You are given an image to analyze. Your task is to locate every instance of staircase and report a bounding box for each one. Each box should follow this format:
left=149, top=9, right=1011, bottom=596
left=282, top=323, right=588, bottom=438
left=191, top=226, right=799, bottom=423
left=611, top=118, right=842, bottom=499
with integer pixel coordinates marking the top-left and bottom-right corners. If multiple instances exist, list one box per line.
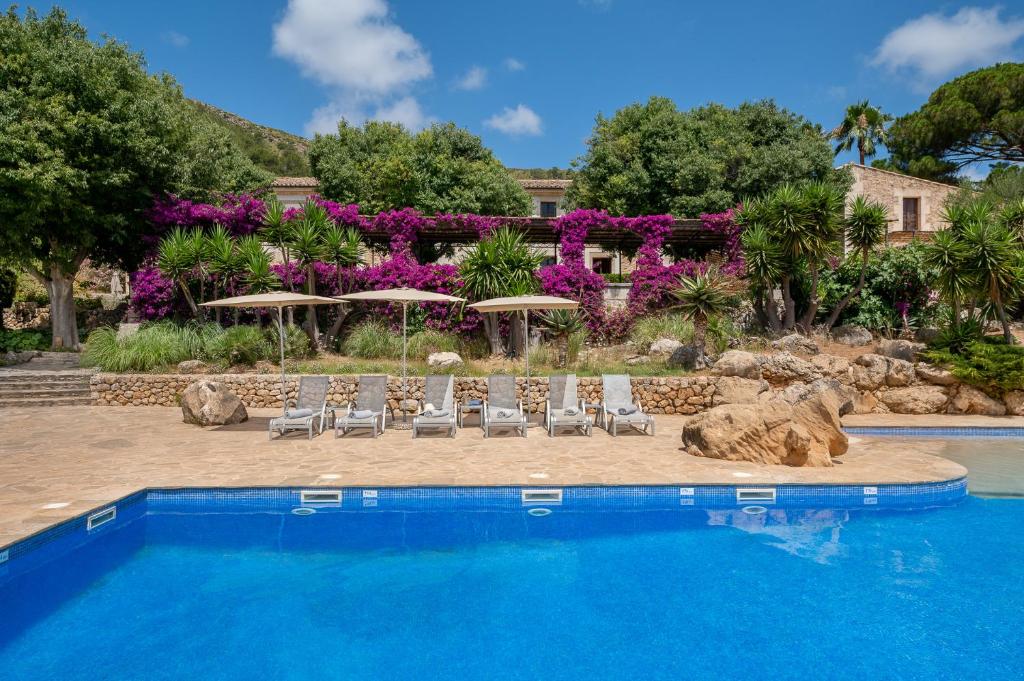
left=0, top=353, right=94, bottom=408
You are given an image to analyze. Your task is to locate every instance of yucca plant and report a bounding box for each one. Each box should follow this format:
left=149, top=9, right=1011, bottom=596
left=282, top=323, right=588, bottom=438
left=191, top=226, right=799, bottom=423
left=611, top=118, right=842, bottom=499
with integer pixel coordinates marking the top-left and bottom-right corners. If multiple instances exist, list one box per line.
left=738, top=222, right=785, bottom=333
left=824, top=196, right=889, bottom=330
left=204, top=224, right=238, bottom=324
left=321, top=223, right=363, bottom=344
left=290, top=200, right=328, bottom=344
left=157, top=227, right=204, bottom=317
left=924, top=229, right=974, bottom=326
left=260, top=196, right=294, bottom=323
left=672, top=269, right=733, bottom=368
left=536, top=308, right=586, bottom=368
left=238, top=235, right=277, bottom=295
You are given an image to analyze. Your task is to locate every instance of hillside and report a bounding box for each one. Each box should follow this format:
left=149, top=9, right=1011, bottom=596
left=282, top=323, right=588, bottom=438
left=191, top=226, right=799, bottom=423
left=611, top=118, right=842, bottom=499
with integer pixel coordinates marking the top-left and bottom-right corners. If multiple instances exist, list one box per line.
left=191, top=101, right=311, bottom=177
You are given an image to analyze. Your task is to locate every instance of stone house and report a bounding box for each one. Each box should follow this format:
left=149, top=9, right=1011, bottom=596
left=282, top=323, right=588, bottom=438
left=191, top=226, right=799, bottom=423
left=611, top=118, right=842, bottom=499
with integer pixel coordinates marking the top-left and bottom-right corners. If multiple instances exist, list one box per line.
left=844, top=164, right=962, bottom=244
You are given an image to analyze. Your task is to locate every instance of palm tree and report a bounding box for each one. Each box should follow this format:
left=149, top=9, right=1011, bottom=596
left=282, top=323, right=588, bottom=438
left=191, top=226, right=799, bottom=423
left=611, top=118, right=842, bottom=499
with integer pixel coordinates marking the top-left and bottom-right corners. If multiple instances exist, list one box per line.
left=924, top=228, right=974, bottom=327
left=157, top=227, right=204, bottom=317
left=672, top=269, right=732, bottom=368
left=289, top=200, right=327, bottom=344
left=824, top=196, right=889, bottom=330
left=205, top=224, right=238, bottom=325
left=260, top=196, right=294, bottom=323
left=238, top=235, right=277, bottom=294
left=459, top=228, right=543, bottom=355
left=797, top=181, right=845, bottom=332
left=738, top=220, right=785, bottom=333
left=829, top=100, right=892, bottom=165
left=536, top=308, right=586, bottom=368
left=961, top=217, right=1020, bottom=344
left=321, top=223, right=364, bottom=344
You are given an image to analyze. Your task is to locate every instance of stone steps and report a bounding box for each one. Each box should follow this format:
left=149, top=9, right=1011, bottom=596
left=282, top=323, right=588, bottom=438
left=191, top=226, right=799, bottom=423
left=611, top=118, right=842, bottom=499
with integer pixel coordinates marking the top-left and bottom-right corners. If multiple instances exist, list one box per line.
left=0, top=368, right=93, bottom=408
left=0, top=396, right=94, bottom=408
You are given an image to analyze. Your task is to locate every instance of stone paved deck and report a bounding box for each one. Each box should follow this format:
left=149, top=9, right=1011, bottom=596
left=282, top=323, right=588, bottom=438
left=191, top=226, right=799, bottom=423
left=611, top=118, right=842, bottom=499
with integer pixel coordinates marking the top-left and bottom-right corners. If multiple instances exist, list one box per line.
left=0, top=406, right=971, bottom=547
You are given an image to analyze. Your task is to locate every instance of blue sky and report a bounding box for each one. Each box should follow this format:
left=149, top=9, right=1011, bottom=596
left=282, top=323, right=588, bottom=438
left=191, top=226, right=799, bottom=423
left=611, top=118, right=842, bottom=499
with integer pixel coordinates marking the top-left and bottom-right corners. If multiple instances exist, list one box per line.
left=30, top=1, right=1024, bottom=173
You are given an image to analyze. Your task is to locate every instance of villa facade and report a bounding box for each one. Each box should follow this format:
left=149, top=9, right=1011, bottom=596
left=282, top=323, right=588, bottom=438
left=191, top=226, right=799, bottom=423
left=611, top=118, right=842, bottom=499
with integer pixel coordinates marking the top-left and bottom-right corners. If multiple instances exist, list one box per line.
left=843, top=164, right=961, bottom=244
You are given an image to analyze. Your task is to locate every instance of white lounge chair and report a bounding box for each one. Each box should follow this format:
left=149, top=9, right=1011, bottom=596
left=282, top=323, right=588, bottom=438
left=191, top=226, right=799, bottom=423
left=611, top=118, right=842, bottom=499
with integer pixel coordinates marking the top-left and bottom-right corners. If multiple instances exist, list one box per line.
left=412, top=375, right=457, bottom=438
left=334, top=375, right=388, bottom=438
left=599, top=374, right=654, bottom=436
left=545, top=374, right=592, bottom=437
left=269, top=375, right=329, bottom=440
left=482, top=374, right=527, bottom=438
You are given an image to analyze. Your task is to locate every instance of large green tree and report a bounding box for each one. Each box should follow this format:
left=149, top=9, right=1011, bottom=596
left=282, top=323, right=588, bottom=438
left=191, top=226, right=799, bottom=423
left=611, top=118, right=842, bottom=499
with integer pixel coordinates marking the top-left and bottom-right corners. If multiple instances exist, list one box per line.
left=567, top=97, right=836, bottom=216
left=885, top=63, right=1024, bottom=181
left=309, top=120, right=532, bottom=216
left=0, top=7, right=267, bottom=348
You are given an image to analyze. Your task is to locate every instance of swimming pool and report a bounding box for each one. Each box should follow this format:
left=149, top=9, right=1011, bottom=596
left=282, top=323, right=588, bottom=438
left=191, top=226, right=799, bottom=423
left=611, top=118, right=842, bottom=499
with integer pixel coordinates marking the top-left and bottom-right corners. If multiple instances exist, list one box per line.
left=2, top=483, right=1021, bottom=680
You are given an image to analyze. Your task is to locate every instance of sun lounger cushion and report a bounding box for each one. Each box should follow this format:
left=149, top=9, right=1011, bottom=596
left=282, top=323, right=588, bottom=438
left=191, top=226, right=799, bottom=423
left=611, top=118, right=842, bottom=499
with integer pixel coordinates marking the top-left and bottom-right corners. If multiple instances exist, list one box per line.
left=422, top=409, right=450, bottom=418
left=617, top=406, right=638, bottom=415
left=563, top=407, right=579, bottom=416
left=350, top=409, right=375, bottom=419
left=466, top=399, right=483, bottom=406
left=285, top=408, right=313, bottom=418
left=496, top=409, right=514, bottom=418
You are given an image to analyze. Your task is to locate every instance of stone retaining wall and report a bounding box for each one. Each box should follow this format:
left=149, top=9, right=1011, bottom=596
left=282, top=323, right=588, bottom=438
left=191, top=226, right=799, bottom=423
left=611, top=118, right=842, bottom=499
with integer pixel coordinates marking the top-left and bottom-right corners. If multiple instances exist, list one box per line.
left=91, top=374, right=718, bottom=414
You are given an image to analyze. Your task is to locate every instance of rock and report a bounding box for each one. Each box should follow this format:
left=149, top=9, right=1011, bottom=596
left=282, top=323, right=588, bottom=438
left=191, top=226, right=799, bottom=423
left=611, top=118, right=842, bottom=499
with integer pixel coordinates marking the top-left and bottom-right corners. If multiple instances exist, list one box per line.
left=624, top=355, right=650, bottom=366
left=427, top=352, right=463, bottom=369
left=712, top=350, right=762, bottom=379
left=180, top=381, right=248, bottom=426
left=177, top=359, right=208, bottom=374
left=810, top=354, right=852, bottom=382
left=667, top=345, right=704, bottom=370
left=878, top=386, right=949, bottom=414
left=876, top=339, right=925, bottom=362
left=948, top=385, right=1007, bottom=416
left=915, top=363, right=958, bottom=386
left=648, top=338, right=684, bottom=358
left=759, top=352, right=823, bottom=384
left=682, top=380, right=847, bottom=467
left=771, top=333, right=819, bottom=355
left=914, top=327, right=940, bottom=344
left=254, top=360, right=278, bottom=374
left=712, top=376, right=768, bottom=406
left=1003, top=390, right=1024, bottom=416
left=2, top=350, right=38, bottom=366
left=850, top=390, right=879, bottom=415
left=831, top=325, right=872, bottom=346
left=852, top=353, right=915, bottom=390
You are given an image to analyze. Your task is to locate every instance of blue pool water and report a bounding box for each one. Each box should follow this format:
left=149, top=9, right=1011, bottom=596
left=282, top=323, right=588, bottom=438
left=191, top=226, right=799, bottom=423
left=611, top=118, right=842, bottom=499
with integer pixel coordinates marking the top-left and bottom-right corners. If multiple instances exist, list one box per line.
left=1, top=490, right=1022, bottom=680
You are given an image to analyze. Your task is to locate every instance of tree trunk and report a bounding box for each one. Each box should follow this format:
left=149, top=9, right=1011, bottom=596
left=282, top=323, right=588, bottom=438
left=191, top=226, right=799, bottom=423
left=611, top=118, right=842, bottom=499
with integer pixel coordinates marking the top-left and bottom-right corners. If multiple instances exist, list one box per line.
left=858, top=143, right=865, bottom=166
left=798, top=261, right=821, bottom=333
left=693, top=318, right=708, bottom=368
left=483, top=313, right=503, bottom=355
left=304, top=263, right=319, bottom=348
left=283, top=246, right=294, bottom=325
left=177, top=278, right=199, bottom=317
left=824, top=250, right=868, bottom=331
left=46, top=267, right=79, bottom=350
left=557, top=334, right=568, bottom=368
left=781, top=275, right=796, bottom=331
left=212, top=280, right=222, bottom=325
left=994, top=291, right=1014, bottom=344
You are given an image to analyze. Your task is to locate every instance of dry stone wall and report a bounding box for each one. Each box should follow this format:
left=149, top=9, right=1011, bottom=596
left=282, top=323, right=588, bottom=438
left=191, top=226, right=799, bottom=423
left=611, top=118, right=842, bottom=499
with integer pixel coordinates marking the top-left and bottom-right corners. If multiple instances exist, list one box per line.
left=91, top=374, right=718, bottom=414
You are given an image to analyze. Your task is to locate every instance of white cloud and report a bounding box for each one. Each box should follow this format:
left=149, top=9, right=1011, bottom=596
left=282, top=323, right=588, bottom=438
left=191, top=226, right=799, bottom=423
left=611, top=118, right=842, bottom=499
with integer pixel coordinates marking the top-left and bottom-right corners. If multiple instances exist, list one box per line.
left=872, top=7, right=1024, bottom=80
left=503, top=57, right=525, bottom=72
left=484, top=104, right=542, bottom=136
left=453, top=66, right=487, bottom=91
left=274, top=0, right=435, bottom=136
left=162, top=31, right=189, bottom=48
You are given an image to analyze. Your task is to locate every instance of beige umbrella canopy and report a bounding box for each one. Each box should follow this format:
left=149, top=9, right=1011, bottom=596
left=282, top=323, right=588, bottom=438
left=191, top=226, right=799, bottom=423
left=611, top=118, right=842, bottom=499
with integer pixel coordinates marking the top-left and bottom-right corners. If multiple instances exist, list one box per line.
left=336, top=287, right=466, bottom=428
left=468, top=295, right=579, bottom=425
left=201, top=291, right=341, bottom=412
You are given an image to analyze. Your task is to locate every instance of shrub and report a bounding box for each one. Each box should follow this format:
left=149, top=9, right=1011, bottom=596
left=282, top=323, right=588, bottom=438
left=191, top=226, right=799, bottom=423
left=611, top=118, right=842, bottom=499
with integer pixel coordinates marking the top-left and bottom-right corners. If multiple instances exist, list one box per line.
left=924, top=338, right=1024, bottom=393
left=407, top=329, right=459, bottom=359
left=266, top=323, right=313, bottom=360
left=203, top=326, right=273, bottom=366
left=629, top=314, right=694, bottom=353
left=82, top=322, right=202, bottom=371
left=343, top=320, right=403, bottom=359
left=0, top=328, right=48, bottom=351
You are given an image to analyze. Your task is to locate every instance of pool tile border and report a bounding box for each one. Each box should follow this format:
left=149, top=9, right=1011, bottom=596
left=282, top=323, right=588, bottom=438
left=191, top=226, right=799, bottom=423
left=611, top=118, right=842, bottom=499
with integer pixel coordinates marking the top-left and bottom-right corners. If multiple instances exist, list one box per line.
left=845, top=426, right=1024, bottom=438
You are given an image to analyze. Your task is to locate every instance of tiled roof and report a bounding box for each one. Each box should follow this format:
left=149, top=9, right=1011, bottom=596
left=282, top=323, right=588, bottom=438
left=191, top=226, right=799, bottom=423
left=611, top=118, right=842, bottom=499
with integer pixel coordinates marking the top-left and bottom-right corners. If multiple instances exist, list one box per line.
left=517, top=178, right=573, bottom=190
left=841, top=163, right=960, bottom=190
left=272, top=176, right=320, bottom=188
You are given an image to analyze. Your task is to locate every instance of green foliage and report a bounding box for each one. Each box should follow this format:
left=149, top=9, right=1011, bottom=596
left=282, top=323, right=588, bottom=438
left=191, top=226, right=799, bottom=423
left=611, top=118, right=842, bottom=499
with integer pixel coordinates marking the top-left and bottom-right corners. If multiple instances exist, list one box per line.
left=203, top=325, right=272, bottom=366
left=568, top=97, right=837, bottom=216
left=309, top=120, right=532, bottom=215
left=536, top=308, right=587, bottom=368
left=82, top=322, right=206, bottom=372
left=342, top=320, right=403, bottom=359
left=924, top=338, right=1024, bottom=393
left=190, top=101, right=310, bottom=176
left=629, top=314, right=694, bottom=353
left=0, top=328, right=47, bottom=351
left=406, top=329, right=460, bottom=359
left=886, top=63, right=1024, bottom=179
left=828, top=100, right=892, bottom=165
left=13, top=272, right=48, bottom=304
left=459, top=228, right=543, bottom=299
left=269, top=323, right=313, bottom=360
left=930, top=317, right=985, bottom=354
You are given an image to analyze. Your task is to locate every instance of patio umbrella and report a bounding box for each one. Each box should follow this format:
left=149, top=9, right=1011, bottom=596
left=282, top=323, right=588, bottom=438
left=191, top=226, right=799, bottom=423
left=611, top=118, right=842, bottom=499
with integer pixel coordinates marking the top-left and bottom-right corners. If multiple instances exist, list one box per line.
left=336, top=287, right=466, bottom=429
left=467, top=295, right=579, bottom=425
left=201, top=291, right=340, bottom=414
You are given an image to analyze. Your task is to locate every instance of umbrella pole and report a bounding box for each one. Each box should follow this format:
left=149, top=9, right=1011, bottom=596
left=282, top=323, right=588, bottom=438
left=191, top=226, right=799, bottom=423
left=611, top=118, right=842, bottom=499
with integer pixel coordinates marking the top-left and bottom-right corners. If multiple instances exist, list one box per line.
left=277, top=307, right=287, bottom=415
left=524, top=309, right=531, bottom=426
left=402, top=302, right=408, bottom=426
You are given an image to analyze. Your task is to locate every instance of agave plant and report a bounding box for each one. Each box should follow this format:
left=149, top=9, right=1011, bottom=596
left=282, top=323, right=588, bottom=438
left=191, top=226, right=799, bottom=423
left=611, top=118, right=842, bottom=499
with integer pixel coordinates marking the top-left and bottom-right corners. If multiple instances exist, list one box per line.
left=824, top=196, right=889, bottom=330
left=536, top=308, right=586, bottom=368
left=156, top=227, right=204, bottom=317
left=672, top=269, right=732, bottom=368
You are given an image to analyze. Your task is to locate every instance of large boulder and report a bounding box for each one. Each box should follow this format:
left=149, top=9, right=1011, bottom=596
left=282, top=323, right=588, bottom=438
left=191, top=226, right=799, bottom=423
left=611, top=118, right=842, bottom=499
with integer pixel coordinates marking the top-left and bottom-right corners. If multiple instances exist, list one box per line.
left=713, top=350, right=762, bottom=379
left=667, top=345, right=705, bottom=370
left=759, top=352, right=823, bottom=385
left=852, top=353, right=915, bottom=390
left=948, top=385, right=1007, bottom=416
left=426, top=352, right=464, bottom=370
left=682, top=379, right=847, bottom=467
left=177, top=359, right=208, bottom=374
left=771, top=333, right=819, bottom=355
left=915, top=363, right=958, bottom=386
left=810, top=353, right=853, bottom=383
left=876, top=338, right=925, bottom=362
left=712, top=376, right=768, bottom=406
left=181, top=380, right=248, bottom=426
left=649, top=338, right=684, bottom=358
left=1004, top=390, right=1024, bottom=416
left=878, top=386, right=949, bottom=414
left=831, top=325, right=872, bottom=346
